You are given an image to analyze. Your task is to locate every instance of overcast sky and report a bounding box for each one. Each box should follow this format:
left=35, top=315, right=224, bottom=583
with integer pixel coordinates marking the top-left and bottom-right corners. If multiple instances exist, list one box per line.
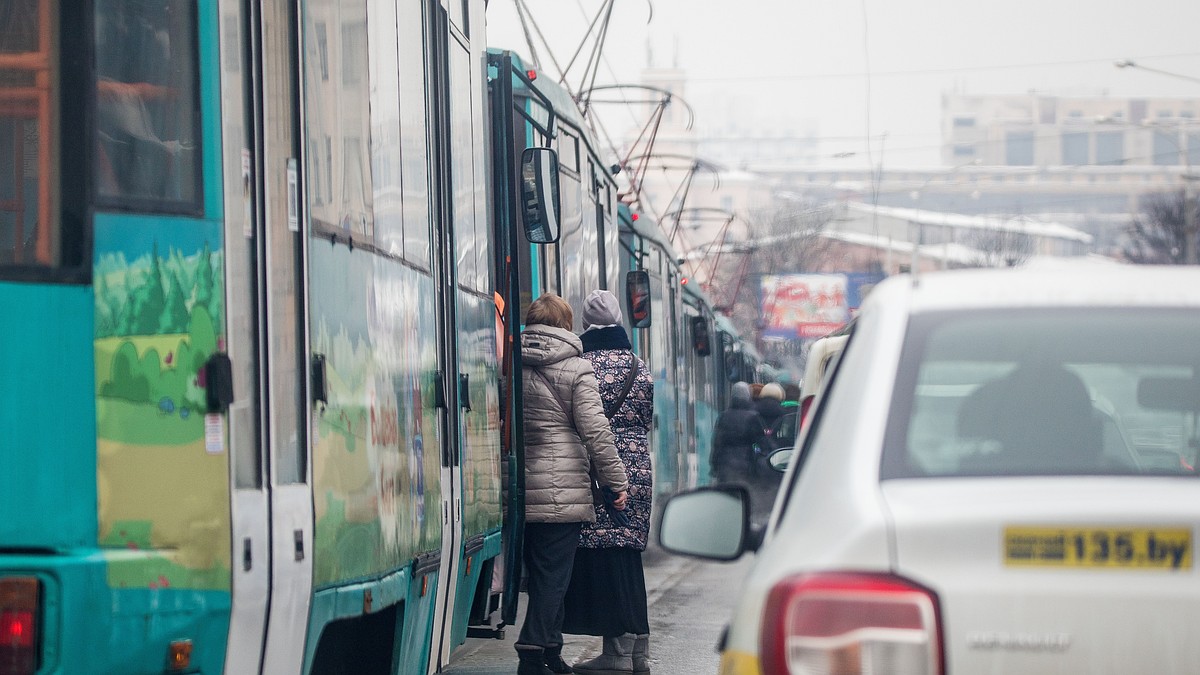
left=485, top=0, right=1200, bottom=167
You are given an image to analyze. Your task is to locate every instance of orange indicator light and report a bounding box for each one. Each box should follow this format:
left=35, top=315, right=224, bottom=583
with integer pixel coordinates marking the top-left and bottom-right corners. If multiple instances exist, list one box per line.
left=167, top=639, right=193, bottom=671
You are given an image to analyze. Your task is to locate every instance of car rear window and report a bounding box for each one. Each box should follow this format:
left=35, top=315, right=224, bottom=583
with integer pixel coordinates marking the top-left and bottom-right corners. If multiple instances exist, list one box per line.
left=881, top=308, right=1200, bottom=479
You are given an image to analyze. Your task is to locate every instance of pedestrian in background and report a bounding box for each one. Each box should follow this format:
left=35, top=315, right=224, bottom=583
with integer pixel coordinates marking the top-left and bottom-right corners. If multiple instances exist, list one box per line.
left=517, top=294, right=630, bottom=675
left=751, top=382, right=789, bottom=519
left=782, top=383, right=802, bottom=409
left=563, top=289, right=655, bottom=675
left=710, top=382, right=765, bottom=494
left=755, top=382, right=787, bottom=429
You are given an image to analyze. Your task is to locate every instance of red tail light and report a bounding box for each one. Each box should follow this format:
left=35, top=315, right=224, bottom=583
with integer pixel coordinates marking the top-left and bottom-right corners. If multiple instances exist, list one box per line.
left=798, top=395, right=815, bottom=432
left=761, top=572, right=943, bottom=675
left=0, top=577, right=39, bottom=675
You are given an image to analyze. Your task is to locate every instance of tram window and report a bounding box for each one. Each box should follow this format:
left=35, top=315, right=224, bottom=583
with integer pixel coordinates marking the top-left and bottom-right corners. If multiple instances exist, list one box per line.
left=366, top=0, right=404, bottom=257
left=93, top=0, right=202, bottom=214
left=0, top=0, right=84, bottom=271
left=302, top=0, right=375, bottom=244
left=397, top=0, right=431, bottom=268
left=451, top=43, right=479, bottom=290
left=1, top=0, right=53, bottom=266
left=556, top=129, right=579, bottom=175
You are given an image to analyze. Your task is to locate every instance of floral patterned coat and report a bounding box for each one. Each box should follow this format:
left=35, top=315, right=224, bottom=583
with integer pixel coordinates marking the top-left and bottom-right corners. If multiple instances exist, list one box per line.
left=578, top=326, right=654, bottom=551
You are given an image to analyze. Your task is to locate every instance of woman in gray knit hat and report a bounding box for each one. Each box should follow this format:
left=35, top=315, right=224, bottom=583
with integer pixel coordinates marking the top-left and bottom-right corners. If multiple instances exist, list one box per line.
left=563, top=289, right=655, bottom=675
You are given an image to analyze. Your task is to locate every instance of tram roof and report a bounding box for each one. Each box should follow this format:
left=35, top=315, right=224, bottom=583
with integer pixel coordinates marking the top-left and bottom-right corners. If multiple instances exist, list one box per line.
left=618, top=204, right=682, bottom=263
left=491, top=49, right=591, bottom=142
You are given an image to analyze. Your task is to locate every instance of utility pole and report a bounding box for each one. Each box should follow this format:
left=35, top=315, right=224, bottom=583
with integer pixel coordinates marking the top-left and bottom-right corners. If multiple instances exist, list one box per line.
left=1185, top=175, right=1198, bottom=265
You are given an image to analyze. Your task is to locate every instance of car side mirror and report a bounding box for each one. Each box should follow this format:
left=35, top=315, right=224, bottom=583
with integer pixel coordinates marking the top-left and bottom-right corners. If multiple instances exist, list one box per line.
left=657, top=486, right=753, bottom=560
left=626, top=270, right=652, bottom=328
left=520, top=147, right=561, bottom=244
left=767, top=447, right=793, bottom=473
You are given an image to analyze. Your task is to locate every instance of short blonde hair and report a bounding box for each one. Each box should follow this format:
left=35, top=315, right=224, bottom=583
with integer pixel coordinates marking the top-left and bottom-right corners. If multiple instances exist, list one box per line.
left=526, top=293, right=574, bottom=330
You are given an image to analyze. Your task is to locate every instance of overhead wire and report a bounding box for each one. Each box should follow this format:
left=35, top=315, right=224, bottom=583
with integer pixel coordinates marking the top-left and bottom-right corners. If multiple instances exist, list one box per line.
left=672, top=52, right=1200, bottom=84
left=512, top=0, right=542, bottom=68
left=577, top=0, right=616, bottom=116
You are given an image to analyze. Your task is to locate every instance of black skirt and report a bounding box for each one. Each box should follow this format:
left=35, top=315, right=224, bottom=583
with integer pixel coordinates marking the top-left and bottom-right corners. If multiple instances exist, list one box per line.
left=562, top=547, right=650, bottom=637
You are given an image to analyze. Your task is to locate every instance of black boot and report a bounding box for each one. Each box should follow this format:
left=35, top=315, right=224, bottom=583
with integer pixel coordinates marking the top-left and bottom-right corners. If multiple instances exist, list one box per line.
left=517, top=647, right=555, bottom=675
left=543, top=645, right=572, bottom=674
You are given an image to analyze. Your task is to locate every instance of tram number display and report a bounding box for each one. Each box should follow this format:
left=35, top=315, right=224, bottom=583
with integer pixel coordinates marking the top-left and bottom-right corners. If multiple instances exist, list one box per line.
left=1004, top=526, right=1193, bottom=570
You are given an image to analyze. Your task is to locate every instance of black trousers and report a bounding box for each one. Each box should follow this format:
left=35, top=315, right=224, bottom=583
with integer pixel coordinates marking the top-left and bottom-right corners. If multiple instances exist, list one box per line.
left=516, top=521, right=583, bottom=652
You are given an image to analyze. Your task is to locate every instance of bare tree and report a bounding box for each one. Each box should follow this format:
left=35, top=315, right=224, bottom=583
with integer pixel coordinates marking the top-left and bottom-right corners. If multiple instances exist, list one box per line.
left=703, top=200, right=835, bottom=359
left=968, top=227, right=1034, bottom=268
left=1123, top=190, right=1196, bottom=264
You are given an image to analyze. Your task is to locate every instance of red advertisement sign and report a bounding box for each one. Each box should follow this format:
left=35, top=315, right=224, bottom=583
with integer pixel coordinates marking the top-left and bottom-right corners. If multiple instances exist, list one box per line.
left=761, top=274, right=850, bottom=339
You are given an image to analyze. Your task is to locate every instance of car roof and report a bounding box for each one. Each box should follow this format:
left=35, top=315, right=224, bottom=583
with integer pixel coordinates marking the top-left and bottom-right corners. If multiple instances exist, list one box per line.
left=872, top=261, right=1200, bottom=314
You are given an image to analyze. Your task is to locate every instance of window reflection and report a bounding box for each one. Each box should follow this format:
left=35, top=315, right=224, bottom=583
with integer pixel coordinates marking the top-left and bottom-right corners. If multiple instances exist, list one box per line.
left=0, top=0, right=53, bottom=265
left=94, top=0, right=200, bottom=211
left=302, top=0, right=375, bottom=243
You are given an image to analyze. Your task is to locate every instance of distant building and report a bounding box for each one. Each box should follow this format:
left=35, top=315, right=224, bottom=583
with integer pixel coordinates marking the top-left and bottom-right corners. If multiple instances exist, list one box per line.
left=624, top=69, right=1200, bottom=261
left=941, top=92, right=1200, bottom=167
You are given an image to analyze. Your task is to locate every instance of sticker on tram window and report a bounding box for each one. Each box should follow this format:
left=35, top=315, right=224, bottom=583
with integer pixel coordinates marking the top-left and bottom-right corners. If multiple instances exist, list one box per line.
left=1004, top=526, right=1192, bottom=570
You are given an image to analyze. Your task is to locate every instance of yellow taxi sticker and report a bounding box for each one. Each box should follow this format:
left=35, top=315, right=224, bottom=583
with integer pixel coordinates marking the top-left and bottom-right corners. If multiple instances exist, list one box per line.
left=1004, top=527, right=1192, bottom=569
left=718, top=650, right=762, bottom=675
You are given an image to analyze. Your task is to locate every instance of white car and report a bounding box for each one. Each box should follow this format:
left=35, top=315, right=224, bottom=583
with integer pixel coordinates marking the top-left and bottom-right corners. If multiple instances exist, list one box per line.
left=797, top=328, right=850, bottom=431
left=661, top=263, right=1200, bottom=675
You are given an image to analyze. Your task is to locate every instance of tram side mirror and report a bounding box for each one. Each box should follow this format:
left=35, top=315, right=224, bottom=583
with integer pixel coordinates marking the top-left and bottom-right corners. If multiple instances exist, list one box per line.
left=627, top=270, right=652, bottom=329
left=520, top=147, right=561, bottom=244
left=690, top=316, right=712, bottom=356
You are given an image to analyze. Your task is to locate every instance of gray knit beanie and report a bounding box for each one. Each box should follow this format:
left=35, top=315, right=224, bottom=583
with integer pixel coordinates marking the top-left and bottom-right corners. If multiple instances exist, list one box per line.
left=582, top=289, right=622, bottom=331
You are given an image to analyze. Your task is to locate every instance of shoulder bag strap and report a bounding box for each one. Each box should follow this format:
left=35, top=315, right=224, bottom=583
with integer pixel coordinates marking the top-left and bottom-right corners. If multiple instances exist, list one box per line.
left=604, top=351, right=640, bottom=419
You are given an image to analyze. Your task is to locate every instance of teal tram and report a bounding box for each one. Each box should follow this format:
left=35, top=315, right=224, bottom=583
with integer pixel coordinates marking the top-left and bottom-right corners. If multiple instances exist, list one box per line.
left=0, top=3, right=755, bottom=674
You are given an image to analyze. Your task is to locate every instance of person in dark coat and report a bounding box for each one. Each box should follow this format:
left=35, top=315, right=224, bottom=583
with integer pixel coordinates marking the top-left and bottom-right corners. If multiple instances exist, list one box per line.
left=751, top=382, right=789, bottom=517
left=755, top=382, right=787, bottom=429
left=518, top=294, right=630, bottom=675
left=712, top=382, right=783, bottom=523
left=710, top=382, right=766, bottom=488
left=563, top=290, right=655, bottom=675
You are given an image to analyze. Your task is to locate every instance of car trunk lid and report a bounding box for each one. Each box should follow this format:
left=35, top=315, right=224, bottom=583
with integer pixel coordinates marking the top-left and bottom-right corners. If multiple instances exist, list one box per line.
left=882, top=478, right=1200, bottom=674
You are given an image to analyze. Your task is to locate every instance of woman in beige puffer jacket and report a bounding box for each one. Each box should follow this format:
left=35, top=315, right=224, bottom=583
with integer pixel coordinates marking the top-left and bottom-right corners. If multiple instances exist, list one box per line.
left=515, top=294, right=629, bottom=675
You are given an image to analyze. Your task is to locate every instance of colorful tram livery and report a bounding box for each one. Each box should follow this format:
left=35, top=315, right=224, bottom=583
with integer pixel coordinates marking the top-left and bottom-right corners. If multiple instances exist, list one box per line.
left=2, top=0, right=500, bottom=673
left=0, top=5, right=754, bottom=675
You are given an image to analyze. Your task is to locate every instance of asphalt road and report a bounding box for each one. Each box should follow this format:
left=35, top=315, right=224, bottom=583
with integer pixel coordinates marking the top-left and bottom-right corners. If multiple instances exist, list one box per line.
left=441, top=546, right=756, bottom=674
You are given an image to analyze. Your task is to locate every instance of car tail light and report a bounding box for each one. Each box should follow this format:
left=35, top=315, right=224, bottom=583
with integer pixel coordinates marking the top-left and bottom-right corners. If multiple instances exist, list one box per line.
left=798, top=395, right=815, bottom=432
left=0, top=577, right=39, bottom=675
left=761, top=572, right=943, bottom=675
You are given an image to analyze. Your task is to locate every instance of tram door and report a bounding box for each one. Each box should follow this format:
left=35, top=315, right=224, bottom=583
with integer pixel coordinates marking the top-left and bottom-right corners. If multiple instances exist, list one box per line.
left=219, top=1, right=268, bottom=673
left=222, top=0, right=314, bottom=672
left=428, top=2, right=468, bottom=670
left=667, top=273, right=685, bottom=490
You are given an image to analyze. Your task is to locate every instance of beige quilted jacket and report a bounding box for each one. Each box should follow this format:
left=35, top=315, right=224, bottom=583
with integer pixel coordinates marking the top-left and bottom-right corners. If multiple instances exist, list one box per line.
left=520, top=324, right=629, bottom=523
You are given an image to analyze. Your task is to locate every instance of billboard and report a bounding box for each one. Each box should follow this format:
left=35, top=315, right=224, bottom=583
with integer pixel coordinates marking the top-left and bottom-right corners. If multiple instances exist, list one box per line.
left=760, top=274, right=850, bottom=339
left=846, top=271, right=886, bottom=314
